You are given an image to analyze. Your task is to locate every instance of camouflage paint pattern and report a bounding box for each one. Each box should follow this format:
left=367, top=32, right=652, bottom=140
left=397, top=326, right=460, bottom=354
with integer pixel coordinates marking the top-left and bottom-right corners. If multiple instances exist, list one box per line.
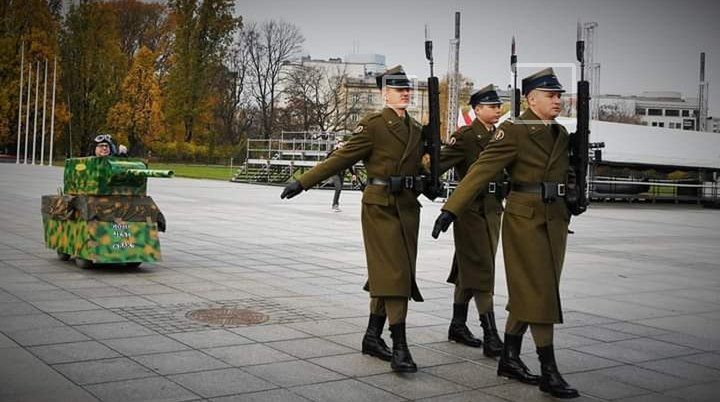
left=63, top=156, right=173, bottom=196
left=43, top=216, right=162, bottom=263
left=42, top=195, right=161, bottom=222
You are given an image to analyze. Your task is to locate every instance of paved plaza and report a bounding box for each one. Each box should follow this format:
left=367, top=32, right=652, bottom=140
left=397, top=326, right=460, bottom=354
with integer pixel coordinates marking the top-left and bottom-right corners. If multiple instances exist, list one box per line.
left=1, top=162, right=719, bottom=402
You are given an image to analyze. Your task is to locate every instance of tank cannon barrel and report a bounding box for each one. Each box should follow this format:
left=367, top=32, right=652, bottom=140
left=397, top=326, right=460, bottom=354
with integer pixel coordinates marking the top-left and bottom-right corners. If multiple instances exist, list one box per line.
left=119, top=168, right=174, bottom=178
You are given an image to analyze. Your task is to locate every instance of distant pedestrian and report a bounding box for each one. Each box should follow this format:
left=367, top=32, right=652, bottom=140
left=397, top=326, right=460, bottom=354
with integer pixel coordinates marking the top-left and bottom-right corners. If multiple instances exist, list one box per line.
left=327, top=140, right=357, bottom=212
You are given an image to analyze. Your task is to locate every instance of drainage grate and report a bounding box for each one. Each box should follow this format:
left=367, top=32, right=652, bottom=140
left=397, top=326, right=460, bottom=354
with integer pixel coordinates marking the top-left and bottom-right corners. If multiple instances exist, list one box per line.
left=110, top=297, right=324, bottom=334
left=187, top=308, right=269, bottom=326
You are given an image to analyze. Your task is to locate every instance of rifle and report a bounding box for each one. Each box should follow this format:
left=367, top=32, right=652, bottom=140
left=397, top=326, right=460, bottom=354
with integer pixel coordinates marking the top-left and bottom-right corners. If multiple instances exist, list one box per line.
left=422, top=28, right=443, bottom=200
left=567, top=21, right=591, bottom=215
left=510, top=36, right=521, bottom=117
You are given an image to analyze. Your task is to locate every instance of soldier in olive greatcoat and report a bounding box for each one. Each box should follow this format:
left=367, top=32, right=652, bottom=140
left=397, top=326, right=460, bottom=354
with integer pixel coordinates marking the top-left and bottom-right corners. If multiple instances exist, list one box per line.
left=433, top=68, right=580, bottom=398
left=282, top=65, right=427, bottom=373
left=439, top=85, right=505, bottom=357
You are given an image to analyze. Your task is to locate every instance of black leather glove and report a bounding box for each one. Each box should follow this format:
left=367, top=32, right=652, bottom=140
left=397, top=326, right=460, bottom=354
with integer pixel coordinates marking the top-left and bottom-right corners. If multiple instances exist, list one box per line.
left=280, top=181, right=304, bottom=199
left=157, top=211, right=166, bottom=232
left=431, top=210, right=456, bottom=239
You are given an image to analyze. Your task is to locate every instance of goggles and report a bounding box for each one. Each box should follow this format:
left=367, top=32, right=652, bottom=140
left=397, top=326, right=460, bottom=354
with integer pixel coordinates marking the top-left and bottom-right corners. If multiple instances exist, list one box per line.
left=94, top=134, right=113, bottom=143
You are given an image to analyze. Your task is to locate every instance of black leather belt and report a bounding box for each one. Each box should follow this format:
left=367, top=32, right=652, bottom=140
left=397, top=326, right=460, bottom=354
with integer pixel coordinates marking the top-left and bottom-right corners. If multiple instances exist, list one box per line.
left=511, top=181, right=566, bottom=202
left=369, top=176, right=425, bottom=193
left=486, top=181, right=511, bottom=200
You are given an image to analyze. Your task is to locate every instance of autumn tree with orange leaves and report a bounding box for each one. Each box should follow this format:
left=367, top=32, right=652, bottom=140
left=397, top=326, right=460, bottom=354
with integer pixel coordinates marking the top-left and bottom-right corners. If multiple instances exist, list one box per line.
left=107, top=46, right=164, bottom=156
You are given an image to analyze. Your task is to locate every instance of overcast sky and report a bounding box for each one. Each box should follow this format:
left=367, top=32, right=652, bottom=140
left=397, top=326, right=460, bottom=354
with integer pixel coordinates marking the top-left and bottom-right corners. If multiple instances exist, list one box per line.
left=236, top=0, right=720, bottom=116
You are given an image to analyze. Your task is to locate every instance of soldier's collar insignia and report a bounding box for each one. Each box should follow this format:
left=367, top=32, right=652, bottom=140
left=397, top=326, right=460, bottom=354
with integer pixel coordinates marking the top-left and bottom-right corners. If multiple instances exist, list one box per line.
left=494, top=130, right=505, bottom=141
left=477, top=134, right=483, bottom=139
left=353, top=125, right=364, bottom=134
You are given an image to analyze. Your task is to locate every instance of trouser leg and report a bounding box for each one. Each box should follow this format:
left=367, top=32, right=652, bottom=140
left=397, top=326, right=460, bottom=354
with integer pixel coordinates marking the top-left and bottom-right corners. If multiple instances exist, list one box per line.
left=331, top=174, right=342, bottom=206
left=529, top=323, right=554, bottom=348
left=369, top=297, right=386, bottom=316
left=472, top=290, right=493, bottom=314
left=383, top=297, right=408, bottom=325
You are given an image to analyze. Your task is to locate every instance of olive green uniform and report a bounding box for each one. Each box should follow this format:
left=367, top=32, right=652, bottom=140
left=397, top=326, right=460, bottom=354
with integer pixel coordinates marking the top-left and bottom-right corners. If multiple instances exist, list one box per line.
left=440, top=119, right=504, bottom=303
left=298, top=107, right=425, bottom=308
left=443, top=109, right=570, bottom=326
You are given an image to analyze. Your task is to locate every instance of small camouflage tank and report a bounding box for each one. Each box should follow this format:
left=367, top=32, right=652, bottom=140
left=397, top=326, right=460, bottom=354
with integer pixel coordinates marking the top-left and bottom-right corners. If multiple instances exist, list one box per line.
left=42, top=156, right=173, bottom=268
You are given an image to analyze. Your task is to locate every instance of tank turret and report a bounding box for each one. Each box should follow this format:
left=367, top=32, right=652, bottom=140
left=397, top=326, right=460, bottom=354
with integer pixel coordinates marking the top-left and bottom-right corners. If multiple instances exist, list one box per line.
left=63, top=156, right=173, bottom=196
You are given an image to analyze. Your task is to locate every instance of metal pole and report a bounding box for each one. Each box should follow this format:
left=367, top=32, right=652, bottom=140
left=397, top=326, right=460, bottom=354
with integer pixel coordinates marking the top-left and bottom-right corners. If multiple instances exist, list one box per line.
left=32, top=60, right=40, bottom=164
left=16, top=42, right=24, bottom=164
left=40, top=58, right=48, bottom=165
left=49, top=57, right=57, bottom=166
left=24, top=58, right=32, bottom=164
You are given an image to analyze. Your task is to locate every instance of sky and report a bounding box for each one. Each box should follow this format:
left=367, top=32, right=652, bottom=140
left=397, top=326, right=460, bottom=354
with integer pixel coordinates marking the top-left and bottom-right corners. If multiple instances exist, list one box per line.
left=235, top=0, right=720, bottom=116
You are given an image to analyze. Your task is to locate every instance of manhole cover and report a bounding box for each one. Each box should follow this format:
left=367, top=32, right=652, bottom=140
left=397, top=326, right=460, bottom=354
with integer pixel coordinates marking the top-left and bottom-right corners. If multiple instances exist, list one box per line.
left=186, top=308, right=269, bottom=326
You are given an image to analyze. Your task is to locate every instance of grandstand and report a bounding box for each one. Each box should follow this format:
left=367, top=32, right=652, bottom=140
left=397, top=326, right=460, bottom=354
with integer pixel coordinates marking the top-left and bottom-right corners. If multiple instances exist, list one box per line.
left=231, top=131, right=364, bottom=188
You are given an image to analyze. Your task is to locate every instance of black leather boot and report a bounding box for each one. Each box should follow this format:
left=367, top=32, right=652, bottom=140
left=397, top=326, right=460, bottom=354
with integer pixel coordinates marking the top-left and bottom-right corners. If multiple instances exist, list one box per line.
left=480, top=311, right=504, bottom=357
left=537, top=345, right=580, bottom=399
left=448, top=303, right=482, bottom=347
left=389, top=322, right=417, bottom=373
left=497, top=333, right=540, bottom=384
left=361, top=314, right=392, bottom=361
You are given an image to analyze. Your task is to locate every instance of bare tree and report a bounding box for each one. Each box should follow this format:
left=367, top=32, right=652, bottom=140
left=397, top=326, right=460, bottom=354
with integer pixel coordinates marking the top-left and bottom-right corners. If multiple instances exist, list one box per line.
left=242, top=20, right=304, bottom=139
left=212, top=39, right=249, bottom=145
left=283, top=65, right=323, bottom=131
left=284, top=64, right=359, bottom=132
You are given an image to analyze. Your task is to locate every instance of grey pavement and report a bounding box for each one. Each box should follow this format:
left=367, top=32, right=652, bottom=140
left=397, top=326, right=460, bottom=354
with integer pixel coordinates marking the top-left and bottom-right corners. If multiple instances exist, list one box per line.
left=1, top=163, right=719, bottom=402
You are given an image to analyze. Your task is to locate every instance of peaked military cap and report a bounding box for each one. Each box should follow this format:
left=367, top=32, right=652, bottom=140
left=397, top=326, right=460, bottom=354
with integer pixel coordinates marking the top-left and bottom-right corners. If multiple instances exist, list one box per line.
left=376, top=65, right=412, bottom=89
left=469, top=84, right=502, bottom=107
left=521, top=67, right=565, bottom=95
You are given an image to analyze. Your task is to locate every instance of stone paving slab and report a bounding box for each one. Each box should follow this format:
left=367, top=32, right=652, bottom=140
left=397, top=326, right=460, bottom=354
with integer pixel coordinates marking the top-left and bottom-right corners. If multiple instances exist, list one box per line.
left=2, top=164, right=720, bottom=401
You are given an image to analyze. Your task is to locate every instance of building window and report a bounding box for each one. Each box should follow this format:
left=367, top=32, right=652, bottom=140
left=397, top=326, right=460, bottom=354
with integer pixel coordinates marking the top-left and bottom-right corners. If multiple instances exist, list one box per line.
left=651, top=122, right=658, bottom=127
left=682, top=110, right=690, bottom=117
left=648, top=108, right=662, bottom=116
left=665, top=109, right=679, bottom=116
left=658, top=122, right=664, bottom=128
left=635, top=108, right=646, bottom=115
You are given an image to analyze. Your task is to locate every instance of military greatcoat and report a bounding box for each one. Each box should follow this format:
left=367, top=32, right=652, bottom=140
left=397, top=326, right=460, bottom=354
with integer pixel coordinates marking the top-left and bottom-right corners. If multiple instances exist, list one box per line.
left=298, top=107, right=424, bottom=301
left=440, top=119, right=504, bottom=292
left=443, top=109, right=571, bottom=323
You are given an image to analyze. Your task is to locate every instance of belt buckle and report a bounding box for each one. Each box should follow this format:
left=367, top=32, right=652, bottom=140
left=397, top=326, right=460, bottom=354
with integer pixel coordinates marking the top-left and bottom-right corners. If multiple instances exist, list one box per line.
left=488, top=182, right=496, bottom=194
left=404, top=176, right=414, bottom=189
left=557, top=183, right=566, bottom=197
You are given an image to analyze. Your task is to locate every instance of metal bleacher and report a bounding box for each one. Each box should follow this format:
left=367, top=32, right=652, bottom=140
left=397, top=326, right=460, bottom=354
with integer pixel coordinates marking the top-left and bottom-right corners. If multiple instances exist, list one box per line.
left=231, top=131, right=364, bottom=187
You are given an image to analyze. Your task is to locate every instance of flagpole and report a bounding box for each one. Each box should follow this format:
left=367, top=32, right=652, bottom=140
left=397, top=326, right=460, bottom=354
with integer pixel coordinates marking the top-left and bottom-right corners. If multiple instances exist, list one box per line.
left=24, top=58, right=32, bottom=164
left=16, top=42, right=24, bottom=164
left=41, top=58, right=48, bottom=165
left=32, top=60, right=40, bottom=164
left=49, top=57, right=57, bottom=166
